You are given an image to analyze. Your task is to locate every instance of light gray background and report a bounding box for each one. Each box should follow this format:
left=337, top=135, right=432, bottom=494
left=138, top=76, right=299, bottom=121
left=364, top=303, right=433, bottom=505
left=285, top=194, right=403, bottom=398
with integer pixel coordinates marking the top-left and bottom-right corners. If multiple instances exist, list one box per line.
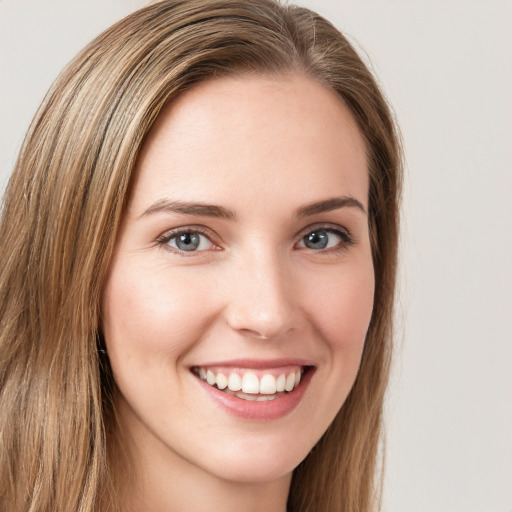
left=1, top=1, right=511, bottom=511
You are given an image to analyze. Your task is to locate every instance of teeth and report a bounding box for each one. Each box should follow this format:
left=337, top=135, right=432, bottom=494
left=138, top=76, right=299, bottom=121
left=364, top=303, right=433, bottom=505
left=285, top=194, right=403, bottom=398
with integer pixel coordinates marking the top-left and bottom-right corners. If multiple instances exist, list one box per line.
left=216, top=372, right=228, bottom=390
left=285, top=372, right=295, bottom=392
left=228, top=373, right=242, bottom=392
left=256, top=394, right=276, bottom=401
left=206, top=370, right=216, bottom=385
left=276, top=373, right=286, bottom=392
left=242, top=373, right=260, bottom=394
left=259, top=374, right=277, bottom=394
left=195, top=366, right=305, bottom=398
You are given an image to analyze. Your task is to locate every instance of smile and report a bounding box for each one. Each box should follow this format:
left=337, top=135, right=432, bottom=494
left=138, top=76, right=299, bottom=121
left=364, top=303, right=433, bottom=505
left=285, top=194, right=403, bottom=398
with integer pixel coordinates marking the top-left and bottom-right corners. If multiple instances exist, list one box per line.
left=192, top=366, right=306, bottom=401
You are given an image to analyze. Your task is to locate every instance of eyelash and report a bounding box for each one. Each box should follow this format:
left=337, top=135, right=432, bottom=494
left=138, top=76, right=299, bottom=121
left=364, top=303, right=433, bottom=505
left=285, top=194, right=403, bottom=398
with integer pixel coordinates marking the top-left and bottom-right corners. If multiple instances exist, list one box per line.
left=156, top=227, right=218, bottom=256
left=296, top=225, right=355, bottom=252
left=156, top=224, right=355, bottom=256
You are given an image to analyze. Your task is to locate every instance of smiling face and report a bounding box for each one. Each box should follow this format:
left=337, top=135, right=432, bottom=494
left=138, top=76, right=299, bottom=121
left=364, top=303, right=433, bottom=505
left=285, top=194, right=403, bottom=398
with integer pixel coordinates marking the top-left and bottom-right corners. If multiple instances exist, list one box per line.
left=102, top=74, right=374, bottom=493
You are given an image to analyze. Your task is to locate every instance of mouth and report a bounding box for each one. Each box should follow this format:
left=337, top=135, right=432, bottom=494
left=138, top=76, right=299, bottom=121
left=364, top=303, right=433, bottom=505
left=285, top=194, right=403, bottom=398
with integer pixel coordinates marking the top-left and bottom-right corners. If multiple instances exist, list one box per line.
left=191, top=365, right=313, bottom=402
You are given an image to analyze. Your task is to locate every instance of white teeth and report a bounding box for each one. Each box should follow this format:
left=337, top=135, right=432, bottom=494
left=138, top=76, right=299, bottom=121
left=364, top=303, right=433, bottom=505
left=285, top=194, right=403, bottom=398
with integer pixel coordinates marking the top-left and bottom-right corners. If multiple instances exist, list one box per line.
left=276, top=373, right=286, bottom=392
left=256, top=395, right=276, bottom=401
left=242, top=372, right=260, bottom=394
left=206, top=370, right=216, bottom=386
left=196, top=366, right=306, bottom=398
left=259, top=374, right=277, bottom=394
left=228, top=373, right=242, bottom=392
left=216, top=372, right=228, bottom=390
left=285, top=372, right=295, bottom=392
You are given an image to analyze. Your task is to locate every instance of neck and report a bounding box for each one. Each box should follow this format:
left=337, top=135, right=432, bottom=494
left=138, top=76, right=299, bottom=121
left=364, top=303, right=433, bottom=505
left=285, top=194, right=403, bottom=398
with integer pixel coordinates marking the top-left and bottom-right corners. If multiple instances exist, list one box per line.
left=130, top=469, right=290, bottom=512
left=110, top=405, right=292, bottom=512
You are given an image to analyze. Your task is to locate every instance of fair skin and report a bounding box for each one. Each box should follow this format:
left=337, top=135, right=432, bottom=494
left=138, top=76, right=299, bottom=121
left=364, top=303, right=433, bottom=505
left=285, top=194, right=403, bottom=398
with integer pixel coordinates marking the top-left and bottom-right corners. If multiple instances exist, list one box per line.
left=102, top=73, right=374, bottom=512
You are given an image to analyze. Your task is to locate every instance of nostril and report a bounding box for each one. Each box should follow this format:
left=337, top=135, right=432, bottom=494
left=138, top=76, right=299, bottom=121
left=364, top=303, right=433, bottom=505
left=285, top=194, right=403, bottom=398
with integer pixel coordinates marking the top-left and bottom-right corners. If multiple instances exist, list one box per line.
left=233, top=327, right=272, bottom=340
left=228, top=319, right=295, bottom=341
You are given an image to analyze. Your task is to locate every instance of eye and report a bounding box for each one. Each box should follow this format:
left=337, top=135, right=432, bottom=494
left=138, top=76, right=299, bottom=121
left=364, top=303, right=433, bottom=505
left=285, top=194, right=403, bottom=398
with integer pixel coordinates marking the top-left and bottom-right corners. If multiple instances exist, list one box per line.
left=296, top=227, right=353, bottom=251
left=160, top=229, right=216, bottom=253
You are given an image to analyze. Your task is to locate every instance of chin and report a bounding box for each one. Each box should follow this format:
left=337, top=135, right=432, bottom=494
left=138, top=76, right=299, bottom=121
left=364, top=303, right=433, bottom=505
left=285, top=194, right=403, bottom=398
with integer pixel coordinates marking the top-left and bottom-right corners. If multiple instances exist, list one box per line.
left=199, top=432, right=312, bottom=484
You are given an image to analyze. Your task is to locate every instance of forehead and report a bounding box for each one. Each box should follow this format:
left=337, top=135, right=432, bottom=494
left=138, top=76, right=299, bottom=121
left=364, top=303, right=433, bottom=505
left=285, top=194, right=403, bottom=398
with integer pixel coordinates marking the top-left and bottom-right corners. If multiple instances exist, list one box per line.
left=129, top=73, right=369, bottom=216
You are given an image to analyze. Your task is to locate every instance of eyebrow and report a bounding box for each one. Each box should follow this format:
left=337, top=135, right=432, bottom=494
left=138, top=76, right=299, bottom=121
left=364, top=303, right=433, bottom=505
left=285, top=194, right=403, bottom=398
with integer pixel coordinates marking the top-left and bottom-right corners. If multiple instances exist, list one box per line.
left=297, top=196, right=367, bottom=218
left=139, top=195, right=366, bottom=221
left=139, top=199, right=237, bottom=220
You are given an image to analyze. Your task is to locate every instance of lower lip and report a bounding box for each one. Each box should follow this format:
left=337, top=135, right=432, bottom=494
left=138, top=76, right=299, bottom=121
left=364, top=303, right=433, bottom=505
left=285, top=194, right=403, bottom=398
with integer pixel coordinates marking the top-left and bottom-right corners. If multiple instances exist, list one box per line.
left=195, top=369, right=314, bottom=420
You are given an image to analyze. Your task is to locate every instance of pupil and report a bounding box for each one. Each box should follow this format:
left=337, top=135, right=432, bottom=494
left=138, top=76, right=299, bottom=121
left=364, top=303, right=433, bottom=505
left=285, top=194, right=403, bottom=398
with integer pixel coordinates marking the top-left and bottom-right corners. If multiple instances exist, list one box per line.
left=305, top=231, right=328, bottom=249
left=177, top=232, right=200, bottom=251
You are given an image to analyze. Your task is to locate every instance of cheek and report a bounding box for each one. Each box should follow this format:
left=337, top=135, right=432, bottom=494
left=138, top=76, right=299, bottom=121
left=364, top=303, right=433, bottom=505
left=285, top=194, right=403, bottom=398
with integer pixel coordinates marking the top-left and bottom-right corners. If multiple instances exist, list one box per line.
left=101, top=262, right=216, bottom=366
left=308, top=260, right=375, bottom=352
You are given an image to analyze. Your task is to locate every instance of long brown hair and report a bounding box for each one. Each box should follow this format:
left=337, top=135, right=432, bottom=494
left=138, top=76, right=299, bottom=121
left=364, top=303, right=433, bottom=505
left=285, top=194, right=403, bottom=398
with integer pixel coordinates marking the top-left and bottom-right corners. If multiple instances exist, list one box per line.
left=0, top=1, right=402, bottom=510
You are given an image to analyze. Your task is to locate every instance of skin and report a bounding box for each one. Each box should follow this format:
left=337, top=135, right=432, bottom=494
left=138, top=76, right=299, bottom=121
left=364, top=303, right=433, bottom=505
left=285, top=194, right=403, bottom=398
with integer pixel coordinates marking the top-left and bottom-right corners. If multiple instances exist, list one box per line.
left=102, top=73, right=374, bottom=512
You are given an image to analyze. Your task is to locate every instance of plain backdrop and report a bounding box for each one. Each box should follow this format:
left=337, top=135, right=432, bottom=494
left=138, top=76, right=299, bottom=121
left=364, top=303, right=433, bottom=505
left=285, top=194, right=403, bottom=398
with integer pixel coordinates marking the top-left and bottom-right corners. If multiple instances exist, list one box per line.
left=1, top=1, right=511, bottom=511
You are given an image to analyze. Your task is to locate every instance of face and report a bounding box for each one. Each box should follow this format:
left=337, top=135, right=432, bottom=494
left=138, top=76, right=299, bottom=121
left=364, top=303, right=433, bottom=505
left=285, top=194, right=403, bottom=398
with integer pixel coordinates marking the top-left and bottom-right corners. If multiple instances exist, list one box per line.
left=102, top=74, right=374, bottom=486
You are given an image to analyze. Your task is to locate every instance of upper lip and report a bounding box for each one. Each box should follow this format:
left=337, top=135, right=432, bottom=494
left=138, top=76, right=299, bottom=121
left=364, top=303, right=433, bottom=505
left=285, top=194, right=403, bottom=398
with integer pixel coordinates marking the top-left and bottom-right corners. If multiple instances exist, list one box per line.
left=191, top=358, right=315, bottom=369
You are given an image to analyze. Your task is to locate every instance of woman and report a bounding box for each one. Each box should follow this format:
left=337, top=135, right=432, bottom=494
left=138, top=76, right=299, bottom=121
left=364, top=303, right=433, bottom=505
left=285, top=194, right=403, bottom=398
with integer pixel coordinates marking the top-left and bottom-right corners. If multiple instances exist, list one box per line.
left=0, top=1, right=401, bottom=511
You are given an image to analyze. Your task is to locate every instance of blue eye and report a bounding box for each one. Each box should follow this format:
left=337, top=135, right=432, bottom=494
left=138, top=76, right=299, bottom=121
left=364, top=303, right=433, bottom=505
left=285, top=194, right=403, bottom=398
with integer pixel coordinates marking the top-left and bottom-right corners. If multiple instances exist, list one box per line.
left=297, top=228, right=352, bottom=251
left=164, top=230, right=215, bottom=252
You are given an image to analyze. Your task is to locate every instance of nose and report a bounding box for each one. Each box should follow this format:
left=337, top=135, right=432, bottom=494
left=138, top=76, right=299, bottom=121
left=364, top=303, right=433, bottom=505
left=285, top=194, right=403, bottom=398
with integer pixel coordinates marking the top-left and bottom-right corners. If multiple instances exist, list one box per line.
left=225, top=252, right=298, bottom=340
